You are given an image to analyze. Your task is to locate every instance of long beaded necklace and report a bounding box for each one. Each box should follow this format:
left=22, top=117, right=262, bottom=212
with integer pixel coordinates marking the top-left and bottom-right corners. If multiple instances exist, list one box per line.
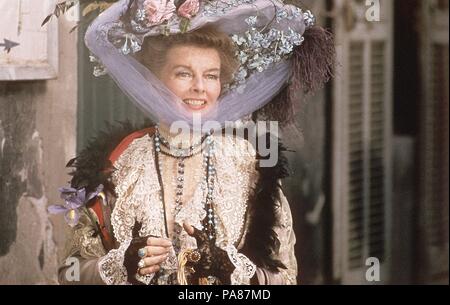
left=153, top=126, right=218, bottom=255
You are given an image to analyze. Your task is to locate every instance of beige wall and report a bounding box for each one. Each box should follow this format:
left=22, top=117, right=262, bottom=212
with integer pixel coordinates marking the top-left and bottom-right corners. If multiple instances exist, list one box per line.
left=0, top=17, right=77, bottom=284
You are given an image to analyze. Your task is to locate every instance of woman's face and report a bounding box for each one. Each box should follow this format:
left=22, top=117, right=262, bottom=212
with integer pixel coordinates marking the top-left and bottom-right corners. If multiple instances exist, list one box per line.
left=157, top=45, right=222, bottom=112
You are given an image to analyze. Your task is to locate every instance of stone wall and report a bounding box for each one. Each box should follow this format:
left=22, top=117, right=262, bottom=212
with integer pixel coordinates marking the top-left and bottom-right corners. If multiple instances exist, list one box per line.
left=0, top=17, right=77, bottom=284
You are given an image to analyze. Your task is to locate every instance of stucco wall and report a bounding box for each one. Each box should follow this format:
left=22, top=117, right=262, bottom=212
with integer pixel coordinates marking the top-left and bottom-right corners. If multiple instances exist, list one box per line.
left=0, top=17, right=77, bottom=284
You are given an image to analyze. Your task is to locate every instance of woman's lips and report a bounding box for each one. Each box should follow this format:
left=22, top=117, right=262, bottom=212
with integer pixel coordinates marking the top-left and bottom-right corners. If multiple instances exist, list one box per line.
left=183, top=99, right=207, bottom=110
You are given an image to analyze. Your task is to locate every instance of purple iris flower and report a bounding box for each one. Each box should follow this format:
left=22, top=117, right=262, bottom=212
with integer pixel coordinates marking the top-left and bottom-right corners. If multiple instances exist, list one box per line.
left=48, top=184, right=104, bottom=227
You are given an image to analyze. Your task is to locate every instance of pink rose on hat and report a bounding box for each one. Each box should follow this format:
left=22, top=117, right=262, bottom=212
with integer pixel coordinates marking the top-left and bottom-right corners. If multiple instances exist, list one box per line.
left=177, top=0, right=200, bottom=19
left=143, top=0, right=176, bottom=25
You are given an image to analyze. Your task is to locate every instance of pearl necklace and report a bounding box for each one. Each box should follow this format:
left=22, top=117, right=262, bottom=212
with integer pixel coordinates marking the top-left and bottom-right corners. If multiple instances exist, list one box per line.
left=155, top=127, right=206, bottom=158
left=153, top=126, right=218, bottom=254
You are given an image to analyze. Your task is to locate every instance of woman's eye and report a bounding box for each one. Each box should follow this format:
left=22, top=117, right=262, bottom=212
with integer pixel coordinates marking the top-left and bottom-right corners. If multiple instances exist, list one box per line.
left=206, top=74, right=219, bottom=80
left=177, top=72, right=192, bottom=78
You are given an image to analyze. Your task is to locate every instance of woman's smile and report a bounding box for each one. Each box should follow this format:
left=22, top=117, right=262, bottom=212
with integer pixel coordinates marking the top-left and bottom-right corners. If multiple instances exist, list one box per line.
left=157, top=45, right=222, bottom=113
left=182, top=98, right=207, bottom=110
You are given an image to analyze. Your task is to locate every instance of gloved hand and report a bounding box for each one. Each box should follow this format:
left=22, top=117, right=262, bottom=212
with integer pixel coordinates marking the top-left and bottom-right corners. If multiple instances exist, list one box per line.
left=123, top=221, right=172, bottom=285
left=123, top=222, right=148, bottom=285
left=183, top=222, right=235, bottom=284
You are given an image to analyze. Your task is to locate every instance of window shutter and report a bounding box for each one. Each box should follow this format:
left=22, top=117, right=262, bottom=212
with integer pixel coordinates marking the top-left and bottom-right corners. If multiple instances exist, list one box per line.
left=332, top=0, right=393, bottom=284
left=419, top=0, right=449, bottom=283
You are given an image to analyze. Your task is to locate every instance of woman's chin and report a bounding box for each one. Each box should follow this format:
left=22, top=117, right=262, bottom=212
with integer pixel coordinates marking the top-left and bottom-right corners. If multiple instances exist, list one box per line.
left=184, top=104, right=207, bottom=111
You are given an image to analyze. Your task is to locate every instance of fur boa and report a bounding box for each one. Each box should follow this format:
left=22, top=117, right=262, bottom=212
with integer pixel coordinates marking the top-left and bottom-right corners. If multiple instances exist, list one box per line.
left=241, top=132, right=291, bottom=271
left=68, top=123, right=291, bottom=271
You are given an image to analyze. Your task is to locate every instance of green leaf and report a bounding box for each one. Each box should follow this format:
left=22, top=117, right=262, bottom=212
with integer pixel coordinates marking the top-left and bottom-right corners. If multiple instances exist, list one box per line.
left=65, top=2, right=76, bottom=12
left=179, top=17, right=191, bottom=34
left=69, top=23, right=80, bottom=33
left=54, top=6, right=61, bottom=17
left=83, top=2, right=114, bottom=15
left=41, top=14, right=53, bottom=27
left=42, top=1, right=117, bottom=29
left=162, top=25, right=170, bottom=36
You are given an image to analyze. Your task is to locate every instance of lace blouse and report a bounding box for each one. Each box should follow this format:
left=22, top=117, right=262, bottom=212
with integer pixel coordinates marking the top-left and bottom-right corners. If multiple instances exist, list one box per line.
left=58, top=133, right=297, bottom=285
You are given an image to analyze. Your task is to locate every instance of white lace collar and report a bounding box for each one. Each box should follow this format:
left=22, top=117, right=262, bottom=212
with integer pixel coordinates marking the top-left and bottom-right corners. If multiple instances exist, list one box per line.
left=110, top=133, right=257, bottom=249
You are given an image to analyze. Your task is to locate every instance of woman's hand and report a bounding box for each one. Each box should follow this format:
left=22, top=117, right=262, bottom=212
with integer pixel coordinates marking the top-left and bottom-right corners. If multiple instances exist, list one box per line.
left=137, top=237, right=172, bottom=275
left=183, top=222, right=235, bottom=284
left=123, top=221, right=172, bottom=284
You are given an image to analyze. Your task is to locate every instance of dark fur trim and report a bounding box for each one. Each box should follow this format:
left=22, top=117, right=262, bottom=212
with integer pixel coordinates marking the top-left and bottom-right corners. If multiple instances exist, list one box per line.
left=241, top=133, right=292, bottom=272
left=255, top=26, right=336, bottom=126
left=67, top=121, right=151, bottom=194
left=291, top=25, right=336, bottom=96
left=69, top=123, right=291, bottom=272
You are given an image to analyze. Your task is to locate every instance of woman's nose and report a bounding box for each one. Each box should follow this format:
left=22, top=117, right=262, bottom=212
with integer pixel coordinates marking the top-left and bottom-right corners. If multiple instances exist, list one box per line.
left=192, top=77, right=205, bottom=93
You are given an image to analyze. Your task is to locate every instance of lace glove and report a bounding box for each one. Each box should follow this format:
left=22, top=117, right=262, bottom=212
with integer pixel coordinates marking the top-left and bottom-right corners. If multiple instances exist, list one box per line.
left=123, top=222, right=149, bottom=285
left=185, top=225, right=235, bottom=285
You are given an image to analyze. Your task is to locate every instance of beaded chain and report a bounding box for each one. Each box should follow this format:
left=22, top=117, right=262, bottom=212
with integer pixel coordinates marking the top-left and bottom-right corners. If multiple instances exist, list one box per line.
left=153, top=126, right=217, bottom=255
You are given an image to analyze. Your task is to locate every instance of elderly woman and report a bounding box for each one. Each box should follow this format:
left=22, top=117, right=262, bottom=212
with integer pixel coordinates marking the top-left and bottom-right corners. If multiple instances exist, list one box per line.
left=53, top=0, right=334, bottom=285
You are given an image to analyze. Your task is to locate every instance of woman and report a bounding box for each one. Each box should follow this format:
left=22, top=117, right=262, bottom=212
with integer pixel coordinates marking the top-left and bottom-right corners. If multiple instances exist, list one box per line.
left=52, top=0, right=334, bottom=285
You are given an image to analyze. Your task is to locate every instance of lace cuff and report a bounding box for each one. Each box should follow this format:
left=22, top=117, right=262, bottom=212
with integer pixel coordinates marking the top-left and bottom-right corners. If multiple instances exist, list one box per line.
left=98, top=239, right=156, bottom=285
left=98, top=239, right=131, bottom=285
left=225, top=245, right=256, bottom=285
left=135, top=270, right=155, bottom=285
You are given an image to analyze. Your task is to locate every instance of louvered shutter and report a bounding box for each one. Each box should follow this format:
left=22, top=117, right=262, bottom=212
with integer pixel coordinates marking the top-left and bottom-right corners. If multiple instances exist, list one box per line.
left=331, top=0, right=393, bottom=284
left=419, top=0, right=449, bottom=283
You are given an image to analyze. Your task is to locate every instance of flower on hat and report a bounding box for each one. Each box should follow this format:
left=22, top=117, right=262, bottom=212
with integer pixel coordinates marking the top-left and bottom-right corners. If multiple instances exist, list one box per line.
left=143, top=0, right=176, bottom=26
left=177, top=0, right=200, bottom=19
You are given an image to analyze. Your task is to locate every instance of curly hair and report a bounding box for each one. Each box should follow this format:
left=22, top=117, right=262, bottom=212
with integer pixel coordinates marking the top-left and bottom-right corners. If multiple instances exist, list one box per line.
left=136, top=25, right=239, bottom=90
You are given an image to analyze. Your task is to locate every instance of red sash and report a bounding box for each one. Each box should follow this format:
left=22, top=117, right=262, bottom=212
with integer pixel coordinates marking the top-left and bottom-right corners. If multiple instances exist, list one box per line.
left=90, top=127, right=155, bottom=250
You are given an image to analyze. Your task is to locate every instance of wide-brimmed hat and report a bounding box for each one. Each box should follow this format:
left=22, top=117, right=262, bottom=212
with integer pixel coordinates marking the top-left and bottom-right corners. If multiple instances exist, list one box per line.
left=84, top=0, right=335, bottom=128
